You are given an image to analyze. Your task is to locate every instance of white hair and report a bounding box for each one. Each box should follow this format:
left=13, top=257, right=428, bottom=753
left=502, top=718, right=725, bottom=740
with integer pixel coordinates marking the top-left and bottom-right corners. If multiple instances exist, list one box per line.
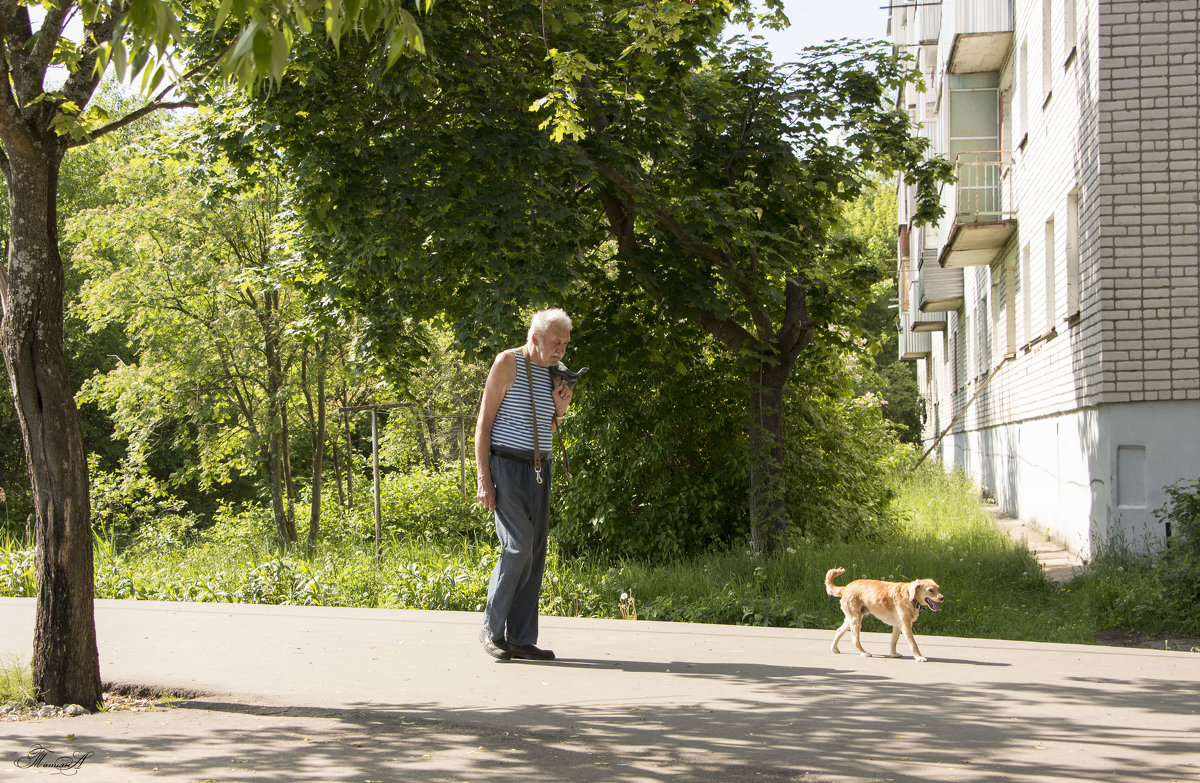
left=528, top=308, right=573, bottom=340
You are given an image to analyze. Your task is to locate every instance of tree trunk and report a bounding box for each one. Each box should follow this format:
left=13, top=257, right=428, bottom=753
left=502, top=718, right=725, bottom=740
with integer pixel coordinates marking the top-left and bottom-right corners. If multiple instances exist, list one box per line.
left=307, top=342, right=326, bottom=548
left=281, top=401, right=297, bottom=532
left=342, top=389, right=354, bottom=507
left=330, top=434, right=346, bottom=508
left=265, top=439, right=293, bottom=547
left=261, top=290, right=294, bottom=546
left=412, top=407, right=433, bottom=470
left=747, top=362, right=790, bottom=555
left=1, top=145, right=102, bottom=708
left=425, top=405, right=442, bottom=465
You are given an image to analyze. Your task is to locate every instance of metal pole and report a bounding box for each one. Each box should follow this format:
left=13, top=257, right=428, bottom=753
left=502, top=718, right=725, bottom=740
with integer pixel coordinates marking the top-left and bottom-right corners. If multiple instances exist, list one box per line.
left=372, top=408, right=381, bottom=563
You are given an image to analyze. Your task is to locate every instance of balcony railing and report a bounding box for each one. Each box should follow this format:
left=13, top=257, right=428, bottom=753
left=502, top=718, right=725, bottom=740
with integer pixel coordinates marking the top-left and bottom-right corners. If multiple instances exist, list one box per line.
left=915, top=1, right=942, bottom=44
left=954, top=151, right=1012, bottom=222
left=955, top=0, right=1013, bottom=35
left=908, top=280, right=948, bottom=330
left=937, top=151, right=1018, bottom=268
left=898, top=312, right=933, bottom=361
left=918, top=249, right=963, bottom=312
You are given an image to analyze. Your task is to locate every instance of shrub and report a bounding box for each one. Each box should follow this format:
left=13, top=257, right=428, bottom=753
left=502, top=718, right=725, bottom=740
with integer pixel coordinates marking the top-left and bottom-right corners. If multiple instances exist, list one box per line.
left=0, top=545, right=35, bottom=598
left=1154, top=478, right=1200, bottom=632
left=192, top=503, right=275, bottom=556
left=378, top=468, right=491, bottom=543
left=89, top=457, right=194, bottom=547
left=783, top=366, right=907, bottom=544
left=1080, top=477, right=1200, bottom=636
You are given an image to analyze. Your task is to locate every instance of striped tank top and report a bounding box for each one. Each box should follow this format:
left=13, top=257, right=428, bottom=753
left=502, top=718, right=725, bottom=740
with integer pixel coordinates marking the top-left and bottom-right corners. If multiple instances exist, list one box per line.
left=491, top=348, right=556, bottom=456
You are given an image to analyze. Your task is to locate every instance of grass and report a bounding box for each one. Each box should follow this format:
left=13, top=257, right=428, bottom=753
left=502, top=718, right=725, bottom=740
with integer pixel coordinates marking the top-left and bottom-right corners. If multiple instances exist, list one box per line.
left=0, top=466, right=1194, bottom=645
left=0, top=655, right=39, bottom=708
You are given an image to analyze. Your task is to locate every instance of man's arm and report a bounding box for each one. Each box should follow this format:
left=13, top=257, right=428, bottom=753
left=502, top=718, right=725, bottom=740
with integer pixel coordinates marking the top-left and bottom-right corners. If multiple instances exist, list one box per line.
left=474, top=351, right=516, bottom=511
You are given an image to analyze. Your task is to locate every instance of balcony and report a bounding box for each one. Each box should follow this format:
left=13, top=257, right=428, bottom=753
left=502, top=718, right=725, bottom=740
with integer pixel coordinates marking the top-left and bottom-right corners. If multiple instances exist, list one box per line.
left=898, top=312, right=933, bottom=361
left=915, top=1, right=942, bottom=45
left=938, top=151, right=1017, bottom=268
left=918, top=249, right=963, bottom=312
left=908, top=280, right=947, bottom=331
left=945, top=0, right=1014, bottom=73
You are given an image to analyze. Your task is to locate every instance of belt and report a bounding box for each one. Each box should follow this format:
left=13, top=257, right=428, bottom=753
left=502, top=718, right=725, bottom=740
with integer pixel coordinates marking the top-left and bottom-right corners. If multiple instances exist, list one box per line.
left=490, top=446, right=553, bottom=466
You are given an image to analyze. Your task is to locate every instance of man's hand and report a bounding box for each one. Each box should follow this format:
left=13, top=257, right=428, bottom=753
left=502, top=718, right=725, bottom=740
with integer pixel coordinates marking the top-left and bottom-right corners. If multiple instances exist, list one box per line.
left=553, top=377, right=573, bottom=419
left=476, top=475, right=497, bottom=511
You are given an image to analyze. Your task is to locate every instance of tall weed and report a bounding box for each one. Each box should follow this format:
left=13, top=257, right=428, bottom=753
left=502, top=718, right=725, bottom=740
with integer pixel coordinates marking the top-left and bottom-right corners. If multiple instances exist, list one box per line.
left=0, top=655, right=38, bottom=708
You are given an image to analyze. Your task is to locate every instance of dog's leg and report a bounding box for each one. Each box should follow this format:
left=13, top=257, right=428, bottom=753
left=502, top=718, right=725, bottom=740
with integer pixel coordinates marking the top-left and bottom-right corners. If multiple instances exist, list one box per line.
left=888, top=626, right=903, bottom=658
left=831, top=614, right=853, bottom=654
left=851, top=615, right=871, bottom=658
left=901, top=622, right=927, bottom=662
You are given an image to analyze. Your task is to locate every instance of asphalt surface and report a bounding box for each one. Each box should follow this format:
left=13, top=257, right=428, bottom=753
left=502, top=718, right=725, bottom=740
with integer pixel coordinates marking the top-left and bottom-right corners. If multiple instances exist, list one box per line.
left=1, top=598, right=1197, bottom=782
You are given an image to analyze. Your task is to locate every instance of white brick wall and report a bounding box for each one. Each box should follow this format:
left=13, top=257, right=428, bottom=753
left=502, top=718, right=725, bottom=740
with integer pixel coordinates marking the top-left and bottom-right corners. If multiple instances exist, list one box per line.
left=1097, top=0, right=1200, bottom=403
left=907, top=0, right=1200, bottom=432
left=896, top=0, right=1200, bottom=555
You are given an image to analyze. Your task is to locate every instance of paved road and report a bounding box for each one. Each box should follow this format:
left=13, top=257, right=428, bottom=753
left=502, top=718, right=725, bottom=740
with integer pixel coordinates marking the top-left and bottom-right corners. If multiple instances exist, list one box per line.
left=1, top=598, right=1197, bottom=782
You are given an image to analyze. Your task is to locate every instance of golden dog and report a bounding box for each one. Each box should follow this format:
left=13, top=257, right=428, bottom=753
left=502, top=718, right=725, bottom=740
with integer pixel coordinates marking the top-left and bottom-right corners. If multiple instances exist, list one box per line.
left=824, top=567, right=943, bottom=662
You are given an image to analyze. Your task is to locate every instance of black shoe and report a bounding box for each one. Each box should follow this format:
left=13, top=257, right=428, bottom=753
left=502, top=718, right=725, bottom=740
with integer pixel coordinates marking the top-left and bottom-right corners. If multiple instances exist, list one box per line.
left=506, top=642, right=555, bottom=661
left=480, top=630, right=511, bottom=660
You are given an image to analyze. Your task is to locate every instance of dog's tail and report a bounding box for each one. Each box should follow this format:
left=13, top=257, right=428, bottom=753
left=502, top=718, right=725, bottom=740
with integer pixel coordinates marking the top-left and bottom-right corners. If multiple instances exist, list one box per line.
left=824, top=567, right=847, bottom=597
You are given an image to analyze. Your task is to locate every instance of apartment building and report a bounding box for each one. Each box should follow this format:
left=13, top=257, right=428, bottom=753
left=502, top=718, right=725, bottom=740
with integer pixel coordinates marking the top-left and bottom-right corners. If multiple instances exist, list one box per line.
left=894, top=0, right=1200, bottom=558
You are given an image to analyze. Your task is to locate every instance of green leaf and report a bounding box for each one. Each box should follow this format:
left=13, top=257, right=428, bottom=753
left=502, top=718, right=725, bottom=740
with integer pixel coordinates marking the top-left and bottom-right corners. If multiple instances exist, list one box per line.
left=270, top=27, right=290, bottom=83
left=214, top=0, right=236, bottom=30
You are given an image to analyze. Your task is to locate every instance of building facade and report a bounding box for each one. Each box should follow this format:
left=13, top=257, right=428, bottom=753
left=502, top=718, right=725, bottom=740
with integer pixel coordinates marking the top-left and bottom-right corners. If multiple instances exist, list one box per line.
left=894, top=0, right=1200, bottom=558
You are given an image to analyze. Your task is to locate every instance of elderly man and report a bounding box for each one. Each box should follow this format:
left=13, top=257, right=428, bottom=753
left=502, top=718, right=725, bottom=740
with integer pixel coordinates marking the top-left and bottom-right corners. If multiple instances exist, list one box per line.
left=474, top=309, right=574, bottom=661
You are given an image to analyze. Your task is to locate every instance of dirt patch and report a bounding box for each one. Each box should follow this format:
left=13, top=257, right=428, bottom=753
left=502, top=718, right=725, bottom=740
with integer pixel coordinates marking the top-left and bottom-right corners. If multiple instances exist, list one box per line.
left=1093, top=630, right=1200, bottom=652
left=1, top=682, right=209, bottom=722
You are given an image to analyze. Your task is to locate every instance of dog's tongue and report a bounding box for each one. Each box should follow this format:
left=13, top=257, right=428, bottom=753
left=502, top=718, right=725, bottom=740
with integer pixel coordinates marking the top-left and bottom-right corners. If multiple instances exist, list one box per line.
left=928, top=599, right=943, bottom=612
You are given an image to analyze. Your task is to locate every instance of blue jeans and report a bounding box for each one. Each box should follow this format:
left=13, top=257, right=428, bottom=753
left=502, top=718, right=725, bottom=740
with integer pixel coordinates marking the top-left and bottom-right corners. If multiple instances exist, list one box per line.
left=482, top=453, right=551, bottom=646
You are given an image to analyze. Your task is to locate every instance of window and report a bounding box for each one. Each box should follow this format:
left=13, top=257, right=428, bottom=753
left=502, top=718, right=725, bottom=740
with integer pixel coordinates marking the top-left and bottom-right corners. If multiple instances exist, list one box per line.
left=1005, top=260, right=1018, bottom=356
left=1000, top=80, right=1013, bottom=155
left=1018, top=41, right=1029, bottom=146
left=1066, top=189, right=1081, bottom=318
left=1042, top=0, right=1053, bottom=102
left=1045, top=217, right=1057, bottom=332
left=953, top=328, right=961, bottom=393
left=1022, top=243, right=1033, bottom=343
left=979, top=292, right=991, bottom=377
left=1063, top=0, right=1078, bottom=63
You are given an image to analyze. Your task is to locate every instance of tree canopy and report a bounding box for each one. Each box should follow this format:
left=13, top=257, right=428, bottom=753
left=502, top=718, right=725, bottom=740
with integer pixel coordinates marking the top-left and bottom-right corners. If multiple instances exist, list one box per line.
left=219, top=0, right=949, bottom=551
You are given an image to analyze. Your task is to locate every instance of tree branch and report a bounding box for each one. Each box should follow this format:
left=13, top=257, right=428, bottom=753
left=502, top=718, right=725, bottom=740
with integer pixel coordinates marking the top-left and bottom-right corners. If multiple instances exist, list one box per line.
left=568, top=139, right=776, bottom=338
left=0, top=0, right=20, bottom=30
left=595, top=181, right=755, bottom=352
left=23, top=3, right=68, bottom=94
left=0, top=10, right=33, bottom=157
left=778, top=277, right=816, bottom=364
left=57, top=8, right=119, bottom=118
left=67, top=100, right=198, bottom=148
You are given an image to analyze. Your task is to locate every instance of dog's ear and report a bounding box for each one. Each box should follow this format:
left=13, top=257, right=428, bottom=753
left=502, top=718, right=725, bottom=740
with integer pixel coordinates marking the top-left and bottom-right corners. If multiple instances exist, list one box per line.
left=902, top=581, right=919, bottom=602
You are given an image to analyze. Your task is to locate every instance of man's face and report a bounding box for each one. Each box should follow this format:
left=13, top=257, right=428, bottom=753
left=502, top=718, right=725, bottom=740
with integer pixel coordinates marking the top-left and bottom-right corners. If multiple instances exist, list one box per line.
left=532, top=326, right=570, bottom=366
